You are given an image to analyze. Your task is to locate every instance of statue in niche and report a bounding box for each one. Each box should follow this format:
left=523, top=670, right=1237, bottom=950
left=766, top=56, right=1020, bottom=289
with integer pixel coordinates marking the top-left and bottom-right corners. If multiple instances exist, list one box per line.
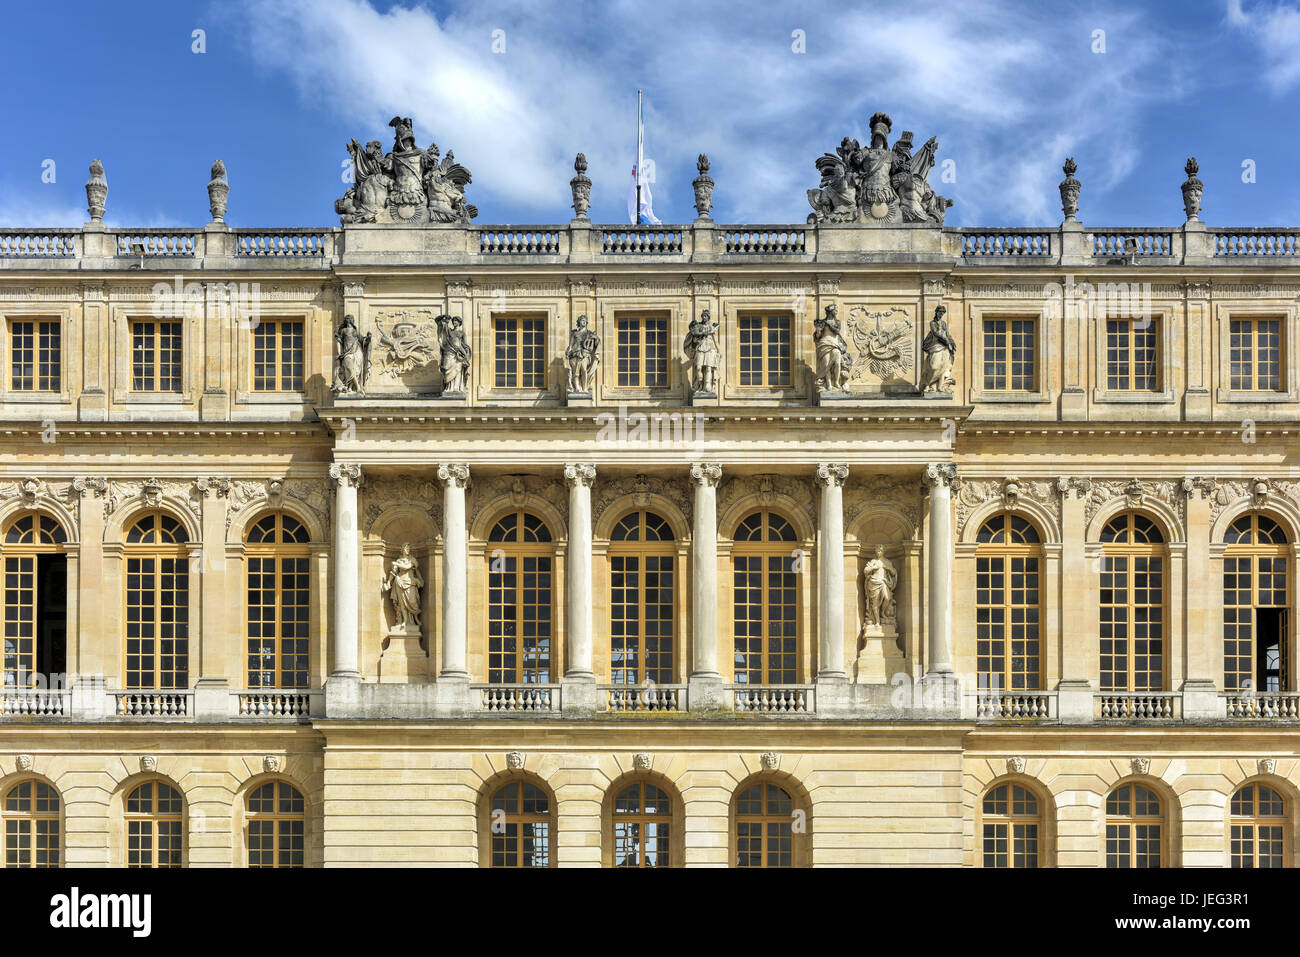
left=813, top=304, right=852, bottom=392
left=862, top=545, right=898, bottom=633
left=333, top=315, right=371, bottom=395
left=917, top=305, right=957, bottom=394
left=565, top=314, right=600, bottom=394
left=437, top=314, right=471, bottom=395
left=381, top=543, right=424, bottom=630
left=684, top=309, right=721, bottom=395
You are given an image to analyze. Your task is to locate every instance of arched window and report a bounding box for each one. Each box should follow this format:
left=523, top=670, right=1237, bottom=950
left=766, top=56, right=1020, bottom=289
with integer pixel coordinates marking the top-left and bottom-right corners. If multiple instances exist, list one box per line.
left=609, top=511, right=675, bottom=686
left=981, top=782, right=1040, bottom=868
left=245, top=780, right=305, bottom=868
left=1224, top=514, right=1290, bottom=693
left=486, top=511, right=554, bottom=683
left=1099, top=513, right=1166, bottom=691
left=1105, top=783, right=1164, bottom=867
left=732, top=510, right=799, bottom=685
left=2, top=780, right=59, bottom=867
left=734, top=780, right=800, bottom=868
left=610, top=780, right=672, bottom=867
left=1, top=513, right=67, bottom=689
left=976, top=515, right=1043, bottom=691
left=489, top=781, right=552, bottom=868
left=125, top=780, right=183, bottom=868
left=246, top=513, right=311, bottom=689
left=124, top=513, right=189, bottom=689
left=1230, top=782, right=1287, bottom=867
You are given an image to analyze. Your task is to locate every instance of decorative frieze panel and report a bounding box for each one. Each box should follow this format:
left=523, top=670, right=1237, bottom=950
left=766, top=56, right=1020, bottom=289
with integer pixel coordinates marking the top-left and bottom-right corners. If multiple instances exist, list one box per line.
left=0, top=286, right=81, bottom=301
left=104, top=478, right=201, bottom=521
left=954, top=476, right=1061, bottom=538
left=1209, top=477, right=1300, bottom=525
left=844, top=475, right=921, bottom=535
left=844, top=305, right=914, bottom=386
left=468, top=474, right=566, bottom=534
left=361, top=474, right=444, bottom=536
left=370, top=309, right=440, bottom=390
left=591, top=473, right=691, bottom=530
left=227, top=477, right=331, bottom=534
left=1085, top=479, right=1185, bottom=535
left=718, top=473, right=815, bottom=532
left=595, top=279, right=688, bottom=296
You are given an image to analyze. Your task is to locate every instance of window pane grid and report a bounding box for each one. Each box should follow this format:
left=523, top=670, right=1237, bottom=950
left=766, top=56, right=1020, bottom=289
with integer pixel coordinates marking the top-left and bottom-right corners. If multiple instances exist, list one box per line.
left=1106, top=318, right=1159, bottom=391
left=9, top=320, right=60, bottom=392
left=983, top=318, right=1036, bottom=392
left=616, top=316, right=669, bottom=387
left=1230, top=318, right=1283, bottom=391
left=738, top=315, right=792, bottom=387
left=2, top=781, right=60, bottom=868
left=132, top=320, right=182, bottom=392
left=493, top=316, right=546, bottom=388
left=246, top=781, right=305, bottom=868
left=252, top=320, right=304, bottom=392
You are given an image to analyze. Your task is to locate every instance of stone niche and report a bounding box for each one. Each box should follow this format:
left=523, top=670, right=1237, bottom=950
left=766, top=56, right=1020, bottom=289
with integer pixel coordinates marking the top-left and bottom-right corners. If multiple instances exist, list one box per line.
left=846, top=483, right=920, bottom=683
left=362, top=482, right=441, bottom=682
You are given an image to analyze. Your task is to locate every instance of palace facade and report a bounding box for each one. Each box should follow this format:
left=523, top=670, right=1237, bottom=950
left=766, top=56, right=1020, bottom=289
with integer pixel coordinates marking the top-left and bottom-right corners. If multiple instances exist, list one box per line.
left=0, top=145, right=1298, bottom=868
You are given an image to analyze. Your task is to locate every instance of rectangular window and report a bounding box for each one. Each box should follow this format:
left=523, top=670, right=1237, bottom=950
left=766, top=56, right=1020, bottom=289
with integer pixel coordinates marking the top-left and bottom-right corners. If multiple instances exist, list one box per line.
left=1106, top=318, right=1159, bottom=391
left=9, top=320, right=60, bottom=392
left=131, top=320, right=183, bottom=392
left=1230, top=318, right=1283, bottom=391
left=251, top=319, right=304, bottom=392
left=493, top=315, right=546, bottom=389
left=982, top=318, right=1037, bottom=392
left=615, top=315, right=669, bottom=388
left=738, top=314, right=792, bottom=387
left=125, top=556, right=189, bottom=688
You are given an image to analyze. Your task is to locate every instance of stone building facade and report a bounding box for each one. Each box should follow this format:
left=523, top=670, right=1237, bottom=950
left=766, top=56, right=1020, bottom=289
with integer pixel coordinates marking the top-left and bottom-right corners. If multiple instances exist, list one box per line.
left=0, top=138, right=1298, bottom=867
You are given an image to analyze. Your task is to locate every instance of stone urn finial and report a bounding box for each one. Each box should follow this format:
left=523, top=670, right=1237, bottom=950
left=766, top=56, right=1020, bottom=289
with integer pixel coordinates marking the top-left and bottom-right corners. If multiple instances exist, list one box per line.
left=208, top=159, right=229, bottom=223
left=1181, top=157, right=1203, bottom=223
left=1059, top=157, right=1080, bottom=223
left=85, top=159, right=107, bottom=223
left=692, top=153, right=715, bottom=221
left=570, top=153, right=592, bottom=222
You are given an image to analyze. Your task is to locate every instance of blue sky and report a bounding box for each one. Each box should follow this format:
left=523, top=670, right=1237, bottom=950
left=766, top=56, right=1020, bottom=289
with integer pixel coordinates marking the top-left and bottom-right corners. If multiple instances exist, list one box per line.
left=2, top=0, right=1299, bottom=229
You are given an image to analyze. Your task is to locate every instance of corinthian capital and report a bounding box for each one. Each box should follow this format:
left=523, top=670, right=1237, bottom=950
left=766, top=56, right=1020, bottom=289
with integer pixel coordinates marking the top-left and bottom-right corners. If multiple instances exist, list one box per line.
left=815, top=464, right=849, bottom=488
left=690, top=463, right=723, bottom=487
left=564, top=463, right=596, bottom=488
left=923, top=463, right=959, bottom=489
left=328, top=463, right=363, bottom=488
left=194, top=475, right=231, bottom=498
left=437, top=463, right=471, bottom=488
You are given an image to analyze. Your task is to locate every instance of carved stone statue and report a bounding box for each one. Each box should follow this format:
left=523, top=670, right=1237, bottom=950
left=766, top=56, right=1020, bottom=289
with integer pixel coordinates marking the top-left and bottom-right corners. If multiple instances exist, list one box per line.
left=918, top=305, right=957, bottom=394
left=381, top=543, right=424, bottom=630
left=684, top=309, right=721, bottom=395
left=862, top=545, right=898, bottom=632
left=565, top=315, right=600, bottom=394
left=335, top=117, right=477, bottom=225
left=85, top=159, right=107, bottom=223
left=333, top=315, right=371, bottom=396
left=806, top=113, right=952, bottom=226
left=437, top=314, right=471, bottom=395
left=692, top=154, right=715, bottom=220
left=813, top=304, right=852, bottom=392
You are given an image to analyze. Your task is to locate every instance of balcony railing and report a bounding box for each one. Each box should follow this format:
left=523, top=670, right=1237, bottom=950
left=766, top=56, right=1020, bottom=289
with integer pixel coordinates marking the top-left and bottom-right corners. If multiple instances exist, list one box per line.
left=0, top=228, right=77, bottom=257
left=601, top=684, right=686, bottom=712
left=600, top=227, right=684, bottom=254
left=1223, top=692, right=1300, bottom=719
left=729, top=684, right=815, bottom=714
left=975, top=691, right=1056, bottom=720
left=959, top=228, right=1052, bottom=257
left=1091, top=229, right=1174, bottom=257
left=479, top=228, right=563, bottom=254
left=234, top=229, right=331, bottom=257
left=115, top=229, right=199, bottom=257
left=1212, top=227, right=1300, bottom=257
left=723, top=227, right=806, bottom=254
left=114, top=691, right=193, bottom=717
left=1096, top=692, right=1180, bottom=720
left=234, top=690, right=320, bottom=718
left=474, top=683, right=560, bottom=713
left=0, top=688, right=69, bottom=716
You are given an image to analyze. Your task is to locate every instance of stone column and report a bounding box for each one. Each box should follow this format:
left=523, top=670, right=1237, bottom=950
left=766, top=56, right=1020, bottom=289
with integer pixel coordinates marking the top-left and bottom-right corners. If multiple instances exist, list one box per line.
left=1182, top=478, right=1222, bottom=718
left=815, top=464, right=849, bottom=679
left=815, top=464, right=850, bottom=714
left=562, top=464, right=597, bottom=713
left=438, top=464, right=470, bottom=678
left=688, top=463, right=723, bottom=710
left=923, top=464, right=957, bottom=685
left=1056, top=477, right=1093, bottom=722
left=328, top=464, right=362, bottom=681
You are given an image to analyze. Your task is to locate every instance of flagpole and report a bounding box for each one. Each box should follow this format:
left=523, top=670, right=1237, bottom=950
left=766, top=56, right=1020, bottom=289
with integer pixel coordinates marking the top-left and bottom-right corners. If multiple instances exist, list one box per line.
left=636, top=90, right=643, bottom=225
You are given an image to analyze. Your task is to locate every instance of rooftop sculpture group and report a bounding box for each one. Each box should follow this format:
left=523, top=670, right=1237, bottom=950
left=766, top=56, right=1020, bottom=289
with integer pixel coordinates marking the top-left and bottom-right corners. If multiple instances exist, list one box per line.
left=807, top=112, right=952, bottom=226
left=335, top=116, right=477, bottom=225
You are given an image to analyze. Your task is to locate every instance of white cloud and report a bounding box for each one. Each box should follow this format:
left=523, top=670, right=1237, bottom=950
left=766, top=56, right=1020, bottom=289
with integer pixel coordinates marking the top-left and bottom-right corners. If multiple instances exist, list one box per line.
left=1227, top=0, right=1300, bottom=92
left=235, top=0, right=1191, bottom=225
